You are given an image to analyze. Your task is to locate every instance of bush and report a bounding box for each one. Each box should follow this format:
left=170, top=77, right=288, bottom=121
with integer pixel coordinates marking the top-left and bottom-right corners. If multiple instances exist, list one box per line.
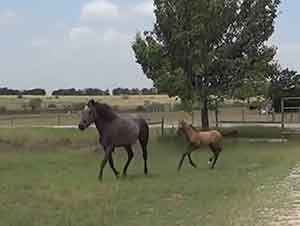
left=17, top=95, right=23, bottom=99
left=28, top=98, right=42, bottom=112
left=0, top=106, right=7, bottom=113
left=48, top=103, right=57, bottom=109
left=136, top=105, right=146, bottom=112
left=122, top=95, right=130, bottom=100
left=144, top=100, right=151, bottom=105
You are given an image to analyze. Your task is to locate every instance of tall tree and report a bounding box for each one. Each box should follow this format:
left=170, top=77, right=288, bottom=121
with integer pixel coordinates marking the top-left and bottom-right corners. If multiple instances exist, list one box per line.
left=133, top=0, right=280, bottom=129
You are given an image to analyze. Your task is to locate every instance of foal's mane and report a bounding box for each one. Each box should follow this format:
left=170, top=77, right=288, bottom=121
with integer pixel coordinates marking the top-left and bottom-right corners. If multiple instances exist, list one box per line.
left=90, top=100, right=118, bottom=122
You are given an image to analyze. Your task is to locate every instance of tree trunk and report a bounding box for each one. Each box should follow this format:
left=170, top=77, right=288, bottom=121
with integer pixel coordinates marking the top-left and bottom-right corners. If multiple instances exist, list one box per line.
left=201, top=97, right=209, bottom=130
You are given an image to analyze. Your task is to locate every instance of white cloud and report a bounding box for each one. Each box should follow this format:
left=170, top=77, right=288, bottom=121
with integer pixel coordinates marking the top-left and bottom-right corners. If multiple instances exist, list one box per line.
left=69, top=26, right=96, bottom=41
left=0, top=9, right=18, bottom=26
left=103, top=28, right=131, bottom=42
left=132, top=1, right=154, bottom=17
left=31, top=39, right=49, bottom=48
left=80, top=0, right=119, bottom=22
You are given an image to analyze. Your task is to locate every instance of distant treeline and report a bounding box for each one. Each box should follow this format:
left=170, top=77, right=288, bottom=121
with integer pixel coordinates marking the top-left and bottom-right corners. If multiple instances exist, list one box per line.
left=52, top=88, right=110, bottom=96
left=0, top=88, right=46, bottom=96
left=0, top=87, right=160, bottom=96
left=53, top=88, right=158, bottom=96
left=112, top=88, right=158, bottom=95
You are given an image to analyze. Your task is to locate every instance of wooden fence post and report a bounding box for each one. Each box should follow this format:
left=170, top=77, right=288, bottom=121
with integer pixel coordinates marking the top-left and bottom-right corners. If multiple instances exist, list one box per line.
left=242, top=108, right=245, bottom=122
left=161, top=117, right=165, bottom=137
left=215, top=101, right=219, bottom=128
left=191, top=111, right=194, bottom=125
left=57, top=115, right=61, bottom=126
left=281, top=98, right=284, bottom=129
left=10, top=118, right=14, bottom=127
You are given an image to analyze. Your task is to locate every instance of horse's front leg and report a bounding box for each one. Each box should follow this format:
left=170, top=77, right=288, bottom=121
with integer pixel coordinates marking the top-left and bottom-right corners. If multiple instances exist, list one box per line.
left=98, top=146, right=113, bottom=181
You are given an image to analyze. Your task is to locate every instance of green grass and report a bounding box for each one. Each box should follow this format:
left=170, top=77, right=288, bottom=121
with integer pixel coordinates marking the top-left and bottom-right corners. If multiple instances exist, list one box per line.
left=0, top=128, right=299, bottom=226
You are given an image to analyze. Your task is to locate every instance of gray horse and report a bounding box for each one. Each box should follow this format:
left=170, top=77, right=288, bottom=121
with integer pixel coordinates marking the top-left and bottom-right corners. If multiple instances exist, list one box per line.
left=78, top=99, right=149, bottom=181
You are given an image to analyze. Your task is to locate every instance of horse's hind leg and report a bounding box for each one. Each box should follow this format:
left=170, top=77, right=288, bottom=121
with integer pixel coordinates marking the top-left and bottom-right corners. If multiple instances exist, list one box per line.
left=208, top=144, right=216, bottom=165
left=211, top=147, right=222, bottom=169
left=138, top=121, right=149, bottom=175
left=123, top=145, right=134, bottom=177
left=188, top=152, right=197, bottom=168
left=141, top=145, right=148, bottom=175
left=108, top=149, right=119, bottom=178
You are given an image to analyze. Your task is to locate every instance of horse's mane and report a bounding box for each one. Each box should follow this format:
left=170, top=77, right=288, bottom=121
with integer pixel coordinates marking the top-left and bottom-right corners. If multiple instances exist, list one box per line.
left=91, top=101, right=118, bottom=122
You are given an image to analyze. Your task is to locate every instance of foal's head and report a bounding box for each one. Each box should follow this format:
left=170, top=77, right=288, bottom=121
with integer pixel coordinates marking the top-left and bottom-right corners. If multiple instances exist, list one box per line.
left=177, top=120, right=188, bottom=135
left=78, top=99, right=97, bottom=130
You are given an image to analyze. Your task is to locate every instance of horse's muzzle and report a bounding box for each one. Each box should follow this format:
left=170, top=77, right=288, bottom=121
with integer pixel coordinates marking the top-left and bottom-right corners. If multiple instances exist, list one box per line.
left=78, top=124, right=85, bottom=131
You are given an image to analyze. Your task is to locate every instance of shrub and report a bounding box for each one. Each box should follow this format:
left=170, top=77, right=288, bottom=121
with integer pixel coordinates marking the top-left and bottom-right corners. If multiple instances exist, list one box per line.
left=48, top=103, right=57, bottom=109
left=122, top=95, right=130, bottom=100
left=0, top=106, right=7, bottom=113
left=136, top=105, right=146, bottom=112
left=28, top=98, right=42, bottom=112
left=248, top=100, right=263, bottom=110
left=144, top=100, right=151, bottom=105
left=17, top=95, right=23, bottom=99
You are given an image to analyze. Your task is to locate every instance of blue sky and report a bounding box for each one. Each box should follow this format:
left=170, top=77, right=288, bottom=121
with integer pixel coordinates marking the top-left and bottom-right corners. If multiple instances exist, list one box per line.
left=0, top=0, right=299, bottom=92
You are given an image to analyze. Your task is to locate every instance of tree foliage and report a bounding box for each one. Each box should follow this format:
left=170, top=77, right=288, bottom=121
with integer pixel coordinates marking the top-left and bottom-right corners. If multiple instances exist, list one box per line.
left=132, top=0, right=281, bottom=128
left=269, top=68, right=300, bottom=112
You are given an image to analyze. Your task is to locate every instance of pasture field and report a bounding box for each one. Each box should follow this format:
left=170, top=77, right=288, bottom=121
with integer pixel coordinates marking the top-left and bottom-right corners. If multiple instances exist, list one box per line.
left=0, top=95, right=177, bottom=111
left=0, top=127, right=299, bottom=226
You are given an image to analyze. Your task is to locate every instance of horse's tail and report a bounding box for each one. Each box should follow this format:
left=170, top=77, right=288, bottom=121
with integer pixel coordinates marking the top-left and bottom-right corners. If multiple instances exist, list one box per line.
left=138, top=118, right=149, bottom=147
left=221, top=130, right=238, bottom=137
left=137, top=118, right=149, bottom=174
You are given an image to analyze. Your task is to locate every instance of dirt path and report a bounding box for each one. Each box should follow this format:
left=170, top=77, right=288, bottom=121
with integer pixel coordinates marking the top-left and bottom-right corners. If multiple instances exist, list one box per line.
left=267, top=166, right=300, bottom=226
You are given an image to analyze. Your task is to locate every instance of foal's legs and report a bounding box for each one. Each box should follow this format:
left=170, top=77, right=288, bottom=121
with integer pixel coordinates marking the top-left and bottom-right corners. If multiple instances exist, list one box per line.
left=209, top=144, right=222, bottom=169
left=187, top=153, right=197, bottom=168
left=177, top=152, right=187, bottom=171
left=108, top=149, right=119, bottom=178
left=123, top=145, right=134, bottom=177
left=178, top=145, right=197, bottom=171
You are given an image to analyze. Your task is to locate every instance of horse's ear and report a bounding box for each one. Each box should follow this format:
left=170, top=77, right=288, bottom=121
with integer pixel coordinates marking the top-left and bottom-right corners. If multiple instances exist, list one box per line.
left=88, top=99, right=96, bottom=107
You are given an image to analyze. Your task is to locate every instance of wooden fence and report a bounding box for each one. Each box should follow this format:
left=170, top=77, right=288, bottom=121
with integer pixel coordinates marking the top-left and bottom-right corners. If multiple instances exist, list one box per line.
left=0, top=114, right=166, bottom=136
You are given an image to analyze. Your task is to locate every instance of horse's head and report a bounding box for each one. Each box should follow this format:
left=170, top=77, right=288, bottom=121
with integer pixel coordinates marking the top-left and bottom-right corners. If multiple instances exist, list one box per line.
left=78, top=99, right=97, bottom=131
left=177, top=120, right=187, bottom=136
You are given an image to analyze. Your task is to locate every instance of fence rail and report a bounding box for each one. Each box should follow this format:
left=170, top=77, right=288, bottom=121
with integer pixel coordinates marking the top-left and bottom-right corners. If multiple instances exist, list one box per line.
left=0, top=113, right=166, bottom=136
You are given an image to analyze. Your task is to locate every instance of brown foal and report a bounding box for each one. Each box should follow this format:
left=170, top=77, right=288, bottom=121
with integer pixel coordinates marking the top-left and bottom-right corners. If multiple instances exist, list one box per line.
left=177, top=120, right=223, bottom=170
